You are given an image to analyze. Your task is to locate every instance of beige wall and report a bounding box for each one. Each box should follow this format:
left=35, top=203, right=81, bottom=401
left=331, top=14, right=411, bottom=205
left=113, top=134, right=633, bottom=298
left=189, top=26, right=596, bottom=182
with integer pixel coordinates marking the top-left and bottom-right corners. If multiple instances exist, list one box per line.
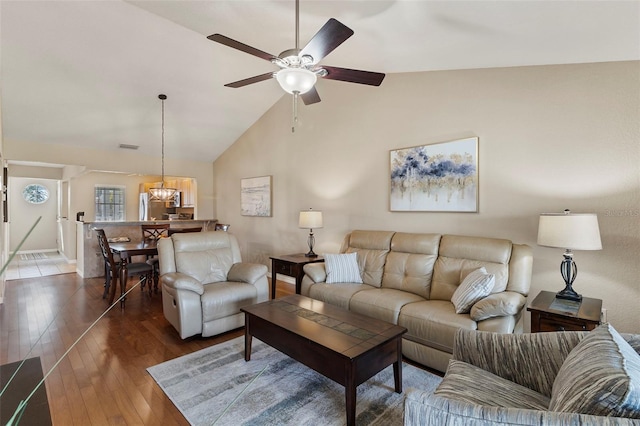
left=3, top=141, right=215, bottom=262
left=4, top=140, right=215, bottom=219
left=213, top=61, right=640, bottom=333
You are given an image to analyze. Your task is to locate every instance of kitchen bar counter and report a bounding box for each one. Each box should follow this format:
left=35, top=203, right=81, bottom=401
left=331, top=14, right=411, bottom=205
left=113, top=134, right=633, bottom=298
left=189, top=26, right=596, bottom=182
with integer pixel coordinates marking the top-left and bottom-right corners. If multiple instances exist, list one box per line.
left=76, top=219, right=217, bottom=278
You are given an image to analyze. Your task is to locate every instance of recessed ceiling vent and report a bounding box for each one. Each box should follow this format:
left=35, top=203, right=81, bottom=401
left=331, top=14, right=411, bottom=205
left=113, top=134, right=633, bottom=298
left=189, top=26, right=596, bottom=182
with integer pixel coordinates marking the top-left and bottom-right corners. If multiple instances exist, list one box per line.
left=119, top=143, right=139, bottom=150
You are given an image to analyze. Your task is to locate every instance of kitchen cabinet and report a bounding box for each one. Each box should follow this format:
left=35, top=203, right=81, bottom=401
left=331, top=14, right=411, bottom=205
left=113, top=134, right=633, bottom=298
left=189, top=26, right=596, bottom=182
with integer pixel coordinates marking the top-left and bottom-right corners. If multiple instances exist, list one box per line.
left=178, top=178, right=196, bottom=207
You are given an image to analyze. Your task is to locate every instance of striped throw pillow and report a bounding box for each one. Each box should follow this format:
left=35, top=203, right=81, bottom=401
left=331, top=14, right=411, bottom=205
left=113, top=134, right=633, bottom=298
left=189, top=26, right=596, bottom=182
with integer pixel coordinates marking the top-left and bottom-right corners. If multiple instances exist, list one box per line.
left=451, top=267, right=495, bottom=314
left=549, top=323, right=640, bottom=418
left=324, top=253, right=363, bottom=284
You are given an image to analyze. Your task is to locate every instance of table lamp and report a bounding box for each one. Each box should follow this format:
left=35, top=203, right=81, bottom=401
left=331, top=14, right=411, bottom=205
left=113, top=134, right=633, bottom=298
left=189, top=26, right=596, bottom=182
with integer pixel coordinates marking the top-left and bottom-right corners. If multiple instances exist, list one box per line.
left=537, top=209, right=602, bottom=301
left=299, top=209, right=323, bottom=257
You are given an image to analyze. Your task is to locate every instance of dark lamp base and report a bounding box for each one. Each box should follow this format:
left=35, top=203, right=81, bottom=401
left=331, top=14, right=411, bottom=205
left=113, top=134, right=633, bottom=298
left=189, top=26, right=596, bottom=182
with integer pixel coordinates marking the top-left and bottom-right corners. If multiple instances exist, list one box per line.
left=556, top=288, right=582, bottom=302
left=304, top=251, right=318, bottom=258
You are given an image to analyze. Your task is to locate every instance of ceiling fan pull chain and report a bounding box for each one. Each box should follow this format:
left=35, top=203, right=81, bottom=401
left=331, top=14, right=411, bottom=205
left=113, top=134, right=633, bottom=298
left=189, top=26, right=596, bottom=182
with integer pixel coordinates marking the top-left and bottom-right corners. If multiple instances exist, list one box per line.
left=292, top=92, right=299, bottom=133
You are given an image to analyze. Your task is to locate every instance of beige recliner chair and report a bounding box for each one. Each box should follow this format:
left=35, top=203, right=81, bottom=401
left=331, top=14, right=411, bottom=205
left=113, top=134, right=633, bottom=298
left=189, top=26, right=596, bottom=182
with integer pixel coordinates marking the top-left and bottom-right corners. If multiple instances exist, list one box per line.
left=157, top=231, right=269, bottom=339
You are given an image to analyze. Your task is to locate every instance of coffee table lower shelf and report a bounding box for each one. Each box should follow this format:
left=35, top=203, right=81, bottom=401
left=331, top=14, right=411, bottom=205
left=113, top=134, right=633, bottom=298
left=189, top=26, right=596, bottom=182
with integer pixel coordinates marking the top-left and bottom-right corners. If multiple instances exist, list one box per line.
left=241, top=295, right=407, bottom=426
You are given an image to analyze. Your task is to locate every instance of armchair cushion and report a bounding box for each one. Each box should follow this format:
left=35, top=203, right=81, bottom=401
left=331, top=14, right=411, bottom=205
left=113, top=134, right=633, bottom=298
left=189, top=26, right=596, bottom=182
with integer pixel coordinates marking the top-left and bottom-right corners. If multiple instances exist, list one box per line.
left=549, top=324, right=640, bottom=418
left=434, top=359, right=550, bottom=410
left=453, top=328, right=583, bottom=397
left=175, top=248, right=232, bottom=284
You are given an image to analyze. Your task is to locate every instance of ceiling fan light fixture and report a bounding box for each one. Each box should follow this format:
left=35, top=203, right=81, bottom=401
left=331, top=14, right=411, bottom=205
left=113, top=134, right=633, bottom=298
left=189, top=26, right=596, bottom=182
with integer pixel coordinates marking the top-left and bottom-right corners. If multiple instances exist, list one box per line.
left=276, top=68, right=317, bottom=94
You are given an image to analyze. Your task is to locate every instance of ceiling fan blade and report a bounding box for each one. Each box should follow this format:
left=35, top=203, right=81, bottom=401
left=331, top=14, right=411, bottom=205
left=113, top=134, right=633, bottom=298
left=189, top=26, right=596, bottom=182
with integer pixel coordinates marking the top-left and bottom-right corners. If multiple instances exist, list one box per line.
left=207, top=34, right=277, bottom=62
left=299, top=18, right=354, bottom=63
left=224, top=72, right=275, bottom=88
left=301, top=87, right=321, bottom=105
left=319, top=66, right=385, bottom=86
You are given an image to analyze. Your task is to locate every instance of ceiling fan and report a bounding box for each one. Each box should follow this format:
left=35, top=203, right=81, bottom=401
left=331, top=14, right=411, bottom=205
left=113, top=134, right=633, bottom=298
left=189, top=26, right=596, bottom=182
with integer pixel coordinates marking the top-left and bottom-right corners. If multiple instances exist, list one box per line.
left=206, top=0, right=385, bottom=108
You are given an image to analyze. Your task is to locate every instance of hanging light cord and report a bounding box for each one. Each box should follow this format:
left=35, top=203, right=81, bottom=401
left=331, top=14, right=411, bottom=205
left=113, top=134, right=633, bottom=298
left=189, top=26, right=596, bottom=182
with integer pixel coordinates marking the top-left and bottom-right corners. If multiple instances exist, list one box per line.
left=160, top=94, right=166, bottom=188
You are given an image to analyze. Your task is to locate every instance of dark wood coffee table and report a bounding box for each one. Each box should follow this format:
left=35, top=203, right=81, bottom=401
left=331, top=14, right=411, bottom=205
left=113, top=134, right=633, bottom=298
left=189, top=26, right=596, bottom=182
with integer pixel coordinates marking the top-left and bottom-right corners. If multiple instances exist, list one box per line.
left=241, top=294, right=407, bottom=426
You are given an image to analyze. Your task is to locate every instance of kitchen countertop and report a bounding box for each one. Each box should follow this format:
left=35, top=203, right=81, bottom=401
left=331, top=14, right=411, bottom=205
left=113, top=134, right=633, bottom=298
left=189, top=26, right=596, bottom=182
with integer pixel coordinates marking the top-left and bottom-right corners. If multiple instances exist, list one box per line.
left=81, top=219, right=217, bottom=225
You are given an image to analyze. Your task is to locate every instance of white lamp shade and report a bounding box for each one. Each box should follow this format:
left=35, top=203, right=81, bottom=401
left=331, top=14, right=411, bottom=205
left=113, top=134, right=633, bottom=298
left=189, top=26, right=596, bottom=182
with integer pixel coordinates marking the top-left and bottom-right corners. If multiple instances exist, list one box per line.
left=537, top=213, right=602, bottom=250
left=276, top=68, right=317, bottom=94
left=299, top=210, right=323, bottom=229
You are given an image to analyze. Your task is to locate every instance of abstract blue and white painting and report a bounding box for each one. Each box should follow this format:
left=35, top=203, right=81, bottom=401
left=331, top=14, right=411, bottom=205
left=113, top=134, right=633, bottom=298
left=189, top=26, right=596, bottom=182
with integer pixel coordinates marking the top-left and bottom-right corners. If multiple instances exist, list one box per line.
left=390, top=137, right=478, bottom=212
left=241, top=176, right=272, bottom=216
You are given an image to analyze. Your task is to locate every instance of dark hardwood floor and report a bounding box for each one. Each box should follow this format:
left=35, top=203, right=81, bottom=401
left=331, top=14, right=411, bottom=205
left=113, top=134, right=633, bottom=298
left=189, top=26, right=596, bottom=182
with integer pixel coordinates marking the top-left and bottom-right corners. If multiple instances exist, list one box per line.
left=0, top=273, right=294, bottom=425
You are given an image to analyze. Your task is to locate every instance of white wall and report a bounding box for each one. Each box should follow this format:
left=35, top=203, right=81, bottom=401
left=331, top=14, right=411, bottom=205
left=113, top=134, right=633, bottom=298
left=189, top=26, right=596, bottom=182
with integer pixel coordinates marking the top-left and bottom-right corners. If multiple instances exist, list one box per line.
left=8, top=177, right=58, bottom=252
left=213, top=61, right=640, bottom=333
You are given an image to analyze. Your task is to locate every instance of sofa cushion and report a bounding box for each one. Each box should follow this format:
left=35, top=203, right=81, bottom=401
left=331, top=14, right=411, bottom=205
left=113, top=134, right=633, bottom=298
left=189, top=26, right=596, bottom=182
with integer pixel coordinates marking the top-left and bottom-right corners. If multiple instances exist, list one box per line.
left=343, top=230, right=394, bottom=287
left=349, top=288, right=425, bottom=324
left=435, top=359, right=550, bottom=410
left=430, top=235, right=511, bottom=301
left=324, top=252, right=363, bottom=284
left=399, top=300, right=476, bottom=354
left=308, top=283, right=374, bottom=310
left=549, top=323, right=640, bottom=418
left=382, top=232, right=440, bottom=299
left=451, top=267, right=495, bottom=314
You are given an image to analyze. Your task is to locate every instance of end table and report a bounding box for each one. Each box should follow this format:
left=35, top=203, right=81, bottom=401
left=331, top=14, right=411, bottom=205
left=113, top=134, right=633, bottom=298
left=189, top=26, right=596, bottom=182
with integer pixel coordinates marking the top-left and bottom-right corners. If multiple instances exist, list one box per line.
left=269, top=254, right=324, bottom=299
left=527, top=290, right=602, bottom=333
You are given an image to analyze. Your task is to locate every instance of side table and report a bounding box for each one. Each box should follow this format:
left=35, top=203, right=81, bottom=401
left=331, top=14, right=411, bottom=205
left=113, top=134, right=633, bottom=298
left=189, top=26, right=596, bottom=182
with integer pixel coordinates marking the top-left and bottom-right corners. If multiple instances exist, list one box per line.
left=527, top=290, right=602, bottom=333
left=269, top=254, right=324, bottom=299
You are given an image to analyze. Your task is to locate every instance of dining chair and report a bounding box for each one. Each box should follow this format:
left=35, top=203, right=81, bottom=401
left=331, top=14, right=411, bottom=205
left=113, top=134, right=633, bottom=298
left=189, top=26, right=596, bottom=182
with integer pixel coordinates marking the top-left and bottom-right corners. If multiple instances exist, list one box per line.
left=214, top=223, right=230, bottom=232
left=95, top=229, right=153, bottom=305
left=141, top=223, right=170, bottom=292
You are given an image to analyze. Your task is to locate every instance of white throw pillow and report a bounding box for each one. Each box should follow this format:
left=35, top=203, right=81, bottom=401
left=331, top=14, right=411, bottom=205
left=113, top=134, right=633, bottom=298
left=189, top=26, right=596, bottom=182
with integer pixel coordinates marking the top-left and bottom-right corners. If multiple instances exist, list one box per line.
left=324, top=252, right=363, bottom=284
left=451, top=267, right=495, bottom=314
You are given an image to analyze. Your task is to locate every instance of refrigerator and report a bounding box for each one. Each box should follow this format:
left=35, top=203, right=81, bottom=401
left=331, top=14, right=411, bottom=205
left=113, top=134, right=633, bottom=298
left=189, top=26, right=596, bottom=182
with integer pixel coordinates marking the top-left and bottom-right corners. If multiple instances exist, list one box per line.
left=139, top=192, right=181, bottom=221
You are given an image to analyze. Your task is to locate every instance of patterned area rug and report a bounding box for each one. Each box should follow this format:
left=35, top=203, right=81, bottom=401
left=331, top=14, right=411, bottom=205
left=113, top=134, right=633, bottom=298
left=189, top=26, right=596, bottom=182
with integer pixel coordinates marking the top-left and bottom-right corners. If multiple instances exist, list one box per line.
left=148, top=337, right=442, bottom=426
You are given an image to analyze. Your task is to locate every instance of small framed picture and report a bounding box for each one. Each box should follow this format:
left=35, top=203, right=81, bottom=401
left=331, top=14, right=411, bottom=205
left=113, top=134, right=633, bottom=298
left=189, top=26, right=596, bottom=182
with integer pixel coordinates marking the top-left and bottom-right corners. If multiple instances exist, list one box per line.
left=241, top=176, right=272, bottom=217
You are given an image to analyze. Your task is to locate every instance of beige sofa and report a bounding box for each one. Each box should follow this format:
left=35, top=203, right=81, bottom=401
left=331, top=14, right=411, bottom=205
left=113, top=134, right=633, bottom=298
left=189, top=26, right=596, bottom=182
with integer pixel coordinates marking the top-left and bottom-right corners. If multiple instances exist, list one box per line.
left=301, top=230, right=533, bottom=372
left=158, top=231, right=269, bottom=339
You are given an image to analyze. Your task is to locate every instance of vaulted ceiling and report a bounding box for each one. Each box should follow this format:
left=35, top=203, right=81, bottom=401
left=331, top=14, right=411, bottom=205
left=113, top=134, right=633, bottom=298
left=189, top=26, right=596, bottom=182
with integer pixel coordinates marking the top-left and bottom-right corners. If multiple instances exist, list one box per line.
left=2, top=1, right=638, bottom=163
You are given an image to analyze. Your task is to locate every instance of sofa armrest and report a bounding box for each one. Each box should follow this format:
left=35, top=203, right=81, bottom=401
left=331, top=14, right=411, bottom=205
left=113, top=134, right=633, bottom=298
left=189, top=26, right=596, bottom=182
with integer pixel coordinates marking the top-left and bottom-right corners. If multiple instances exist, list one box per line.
left=303, top=263, right=327, bottom=283
left=160, top=272, right=204, bottom=295
left=452, top=328, right=586, bottom=397
left=228, top=262, right=268, bottom=285
left=470, top=291, right=525, bottom=321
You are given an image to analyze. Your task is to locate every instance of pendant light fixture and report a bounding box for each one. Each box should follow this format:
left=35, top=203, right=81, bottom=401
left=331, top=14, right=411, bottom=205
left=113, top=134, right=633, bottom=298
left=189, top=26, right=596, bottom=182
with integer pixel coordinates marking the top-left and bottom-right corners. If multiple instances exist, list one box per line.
left=149, top=94, right=177, bottom=202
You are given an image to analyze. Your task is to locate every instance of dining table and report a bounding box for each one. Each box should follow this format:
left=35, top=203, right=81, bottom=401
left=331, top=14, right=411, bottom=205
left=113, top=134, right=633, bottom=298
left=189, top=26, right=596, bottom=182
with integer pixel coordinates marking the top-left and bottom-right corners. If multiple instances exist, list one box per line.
left=108, top=240, right=158, bottom=304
